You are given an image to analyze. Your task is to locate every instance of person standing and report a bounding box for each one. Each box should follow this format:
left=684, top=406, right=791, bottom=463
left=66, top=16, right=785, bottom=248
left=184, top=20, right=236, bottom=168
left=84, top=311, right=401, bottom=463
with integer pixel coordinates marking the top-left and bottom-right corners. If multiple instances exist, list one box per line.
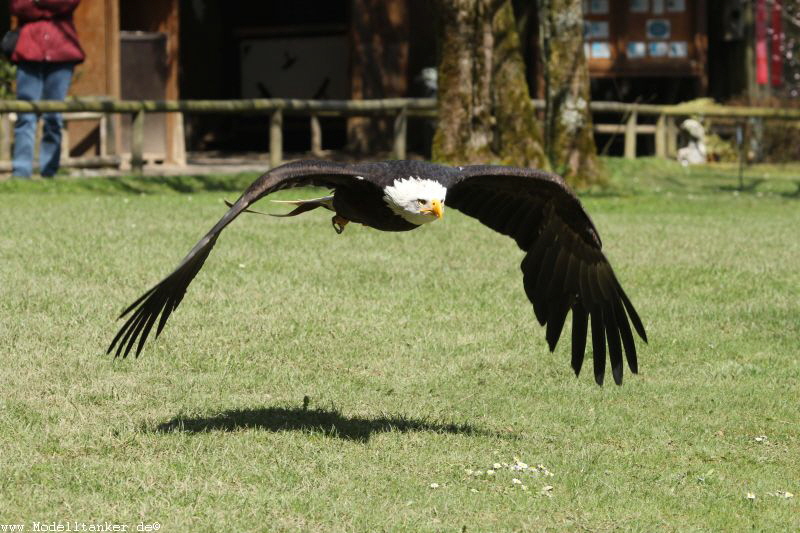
left=10, top=0, right=84, bottom=178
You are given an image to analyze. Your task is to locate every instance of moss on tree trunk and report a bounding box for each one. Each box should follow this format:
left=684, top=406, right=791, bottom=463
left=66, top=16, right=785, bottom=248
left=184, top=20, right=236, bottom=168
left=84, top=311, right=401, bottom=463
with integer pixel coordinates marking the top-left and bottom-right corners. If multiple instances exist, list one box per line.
left=539, top=0, right=603, bottom=187
left=433, top=0, right=547, bottom=168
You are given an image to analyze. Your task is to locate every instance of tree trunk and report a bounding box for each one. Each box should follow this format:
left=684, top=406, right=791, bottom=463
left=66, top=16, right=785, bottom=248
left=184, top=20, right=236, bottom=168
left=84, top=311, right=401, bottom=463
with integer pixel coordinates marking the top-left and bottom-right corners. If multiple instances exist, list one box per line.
left=539, top=0, right=602, bottom=187
left=433, top=0, right=547, bottom=168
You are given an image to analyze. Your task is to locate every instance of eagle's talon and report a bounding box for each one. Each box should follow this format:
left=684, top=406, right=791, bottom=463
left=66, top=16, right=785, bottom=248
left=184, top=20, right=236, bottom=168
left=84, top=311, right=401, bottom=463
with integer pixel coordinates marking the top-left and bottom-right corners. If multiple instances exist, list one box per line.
left=332, top=215, right=349, bottom=234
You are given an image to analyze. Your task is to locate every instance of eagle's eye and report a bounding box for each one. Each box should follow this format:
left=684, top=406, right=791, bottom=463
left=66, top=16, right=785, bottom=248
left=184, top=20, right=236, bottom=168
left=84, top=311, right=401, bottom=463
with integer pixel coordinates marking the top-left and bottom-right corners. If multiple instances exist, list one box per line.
left=417, top=199, right=427, bottom=206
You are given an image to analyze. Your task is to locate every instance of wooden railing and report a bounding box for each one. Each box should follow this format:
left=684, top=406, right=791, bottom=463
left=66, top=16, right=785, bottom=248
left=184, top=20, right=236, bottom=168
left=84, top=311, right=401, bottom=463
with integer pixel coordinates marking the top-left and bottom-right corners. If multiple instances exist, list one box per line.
left=572, top=100, right=800, bottom=159
left=1, top=97, right=798, bottom=172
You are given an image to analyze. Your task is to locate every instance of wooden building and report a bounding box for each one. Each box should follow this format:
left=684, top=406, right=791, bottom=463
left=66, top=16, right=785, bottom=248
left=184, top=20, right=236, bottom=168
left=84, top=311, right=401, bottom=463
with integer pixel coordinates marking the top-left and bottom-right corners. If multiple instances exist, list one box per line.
left=582, top=0, right=708, bottom=97
left=73, top=0, right=181, bottom=162
left=1, top=0, right=181, bottom=162
left=176, top=0, right=422, bottom=155
left=3, top=0, right=773, bottom=159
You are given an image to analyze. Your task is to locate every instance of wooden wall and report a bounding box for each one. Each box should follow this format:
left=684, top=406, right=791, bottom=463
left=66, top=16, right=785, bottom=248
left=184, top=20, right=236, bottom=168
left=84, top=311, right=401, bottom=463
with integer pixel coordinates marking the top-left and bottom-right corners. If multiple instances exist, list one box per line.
left=120, top=0, right=180, bottom=162
left=67, top=0, right=180, bottom=161
left=583, top=0, right=708, bottom=90
left=69, top=0, right=120, bottom=156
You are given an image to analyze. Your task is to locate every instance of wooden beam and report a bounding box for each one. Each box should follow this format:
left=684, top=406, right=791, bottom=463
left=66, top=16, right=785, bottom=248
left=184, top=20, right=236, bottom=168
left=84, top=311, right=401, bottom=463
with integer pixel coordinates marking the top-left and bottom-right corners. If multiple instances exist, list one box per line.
left=61, top=125, right=71, bottom=164
left=163, top=0, right=180, bottom=164
left=270, top=109, right=283, bottom=168
left=594, top=124, right=656, bottom=134
left=310, top=114, right=322, bottom=156
left=171, top=112, right=186, bottom=166
left=0, top=114, right=10, bottom=161
left=131, top=110, right=145, bottom=173
left=666, top=116, right=678, bottom=158
left=0, top=98, right=797, bottom=120
left=655, top=114, right=666, bottom=158
left=393, top=107, right=407, bottom=159
left=107, top=0, right=121, bottom=156
left=4, top=96, right=800, bottom=169
left=624, top=111, right=637, bottom=159
left=103, top=111, right=117, bottom=160
left=99, top=114, right=107, bottom=157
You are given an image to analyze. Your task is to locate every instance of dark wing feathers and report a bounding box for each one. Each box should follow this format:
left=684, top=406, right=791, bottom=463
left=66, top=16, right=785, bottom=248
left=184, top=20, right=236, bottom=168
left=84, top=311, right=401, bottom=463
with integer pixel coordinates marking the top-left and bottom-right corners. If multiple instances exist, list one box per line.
left=590, top=311, right=607, bottom=384
left=447, top=165, right=646, bottom=385
left=570, top=305, right=589, bottom=375
left=108, top=160, right=377, bottom=358
left=109, top=159, right=645, bottom=386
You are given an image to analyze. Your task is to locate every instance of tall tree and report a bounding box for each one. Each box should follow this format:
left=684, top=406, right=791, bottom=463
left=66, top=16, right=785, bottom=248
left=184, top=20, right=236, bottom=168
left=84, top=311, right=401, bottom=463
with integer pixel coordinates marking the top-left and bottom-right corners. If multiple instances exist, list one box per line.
left=433, top=0, right=602, bottom=187
left=432, top=0, right=548, bottom=168
left=538, top=0, right=601, bottom=186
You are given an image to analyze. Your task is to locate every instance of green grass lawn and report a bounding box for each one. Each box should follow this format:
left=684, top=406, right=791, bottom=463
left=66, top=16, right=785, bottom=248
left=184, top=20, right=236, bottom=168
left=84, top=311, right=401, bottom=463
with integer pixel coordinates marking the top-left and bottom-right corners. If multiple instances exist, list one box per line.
left=1, top=159, right=798, bottom=531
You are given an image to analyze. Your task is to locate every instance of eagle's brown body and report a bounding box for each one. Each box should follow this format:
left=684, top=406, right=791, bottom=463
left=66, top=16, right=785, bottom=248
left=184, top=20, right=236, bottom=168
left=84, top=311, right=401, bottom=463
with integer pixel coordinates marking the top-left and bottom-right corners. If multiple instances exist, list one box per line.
left=332, top=181, right=418, bottom=232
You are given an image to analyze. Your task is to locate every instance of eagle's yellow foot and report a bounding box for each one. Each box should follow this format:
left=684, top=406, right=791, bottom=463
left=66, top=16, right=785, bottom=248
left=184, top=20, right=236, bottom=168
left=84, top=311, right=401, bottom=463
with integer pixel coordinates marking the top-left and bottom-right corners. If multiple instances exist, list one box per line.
left=331, top=215, right=349, bottom=234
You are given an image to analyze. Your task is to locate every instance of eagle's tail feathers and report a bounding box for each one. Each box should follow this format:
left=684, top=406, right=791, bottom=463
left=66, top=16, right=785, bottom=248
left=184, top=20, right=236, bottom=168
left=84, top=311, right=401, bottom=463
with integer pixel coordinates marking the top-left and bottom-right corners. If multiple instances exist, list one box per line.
left=224, top=195, right=334, bottom=217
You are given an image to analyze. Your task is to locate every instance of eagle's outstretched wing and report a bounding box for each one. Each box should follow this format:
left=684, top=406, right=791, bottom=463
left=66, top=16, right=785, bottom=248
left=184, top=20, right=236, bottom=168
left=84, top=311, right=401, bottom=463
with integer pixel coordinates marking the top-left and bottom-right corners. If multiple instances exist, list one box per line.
left=445, top=165, right=647, bottom=385
left=107, top=160, right=377, bottom=358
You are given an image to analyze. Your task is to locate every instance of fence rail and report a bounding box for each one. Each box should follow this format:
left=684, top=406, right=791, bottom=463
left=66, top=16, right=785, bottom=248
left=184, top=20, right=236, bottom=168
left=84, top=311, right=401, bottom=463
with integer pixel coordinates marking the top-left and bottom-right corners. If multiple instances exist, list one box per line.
left=1, top=97, right=798, bottom=173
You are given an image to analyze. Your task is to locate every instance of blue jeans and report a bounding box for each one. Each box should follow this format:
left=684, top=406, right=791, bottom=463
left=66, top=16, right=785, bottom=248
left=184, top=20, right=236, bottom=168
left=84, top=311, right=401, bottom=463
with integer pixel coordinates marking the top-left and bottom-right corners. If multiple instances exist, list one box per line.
left=13, top=62, right=74, bottom=178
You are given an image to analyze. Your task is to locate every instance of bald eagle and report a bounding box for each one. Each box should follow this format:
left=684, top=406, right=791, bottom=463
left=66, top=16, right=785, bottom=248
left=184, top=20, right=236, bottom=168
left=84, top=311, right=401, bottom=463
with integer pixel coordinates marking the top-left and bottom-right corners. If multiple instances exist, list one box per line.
left=108, top=160, right=646, bottom=385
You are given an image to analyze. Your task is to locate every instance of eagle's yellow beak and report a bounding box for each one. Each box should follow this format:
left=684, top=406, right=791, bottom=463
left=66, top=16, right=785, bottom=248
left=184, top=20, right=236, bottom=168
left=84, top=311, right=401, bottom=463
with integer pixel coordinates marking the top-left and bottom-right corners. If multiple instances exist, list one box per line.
left=423, top=199, right=444, bottom=219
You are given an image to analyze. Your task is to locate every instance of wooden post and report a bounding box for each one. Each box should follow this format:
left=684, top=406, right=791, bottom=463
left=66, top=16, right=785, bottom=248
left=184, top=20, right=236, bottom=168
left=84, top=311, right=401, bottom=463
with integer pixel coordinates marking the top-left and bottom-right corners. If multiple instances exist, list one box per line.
left=624, top=110, right=637, bottom=159
left=103, top=108, right=121, bottom=169
left=655, top=113, right=666, bottom=158
left=131, top=109, right=145, bottom=173
left=99, top=114, right=107, bottom=157
left=310, top=114, right=322, bottom=156
left=34, top=120, right=42, bottom=167
left=0, top=114, right=9, bottom=162
left=666, top=116, right=678, bottom=158
left=393, top=107, right=407, bottom=159
left=171, top=111, right=187, bottom=166
left=60, top=118, right=70, bottom=165
left=270, top=109, right=283, bottom=168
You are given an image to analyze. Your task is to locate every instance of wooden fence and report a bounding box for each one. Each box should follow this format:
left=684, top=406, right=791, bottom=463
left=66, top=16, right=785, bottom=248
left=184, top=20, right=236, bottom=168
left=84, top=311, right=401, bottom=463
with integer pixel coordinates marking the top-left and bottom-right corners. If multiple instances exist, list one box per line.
left=1, top=97, right=799, bottom=173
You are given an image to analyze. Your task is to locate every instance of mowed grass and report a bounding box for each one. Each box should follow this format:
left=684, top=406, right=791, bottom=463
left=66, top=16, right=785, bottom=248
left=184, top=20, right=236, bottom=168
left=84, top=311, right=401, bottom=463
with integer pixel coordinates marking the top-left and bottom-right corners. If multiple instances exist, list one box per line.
left=1, top=159, right=798, bottom=531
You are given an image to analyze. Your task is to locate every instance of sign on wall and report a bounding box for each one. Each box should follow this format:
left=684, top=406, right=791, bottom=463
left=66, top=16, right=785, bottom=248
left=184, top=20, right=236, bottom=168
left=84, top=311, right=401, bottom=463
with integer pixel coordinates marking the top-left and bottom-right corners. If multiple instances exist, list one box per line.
left=583, top=0, right=703, bottom=78
left=240, top=35, right=348, bottom=99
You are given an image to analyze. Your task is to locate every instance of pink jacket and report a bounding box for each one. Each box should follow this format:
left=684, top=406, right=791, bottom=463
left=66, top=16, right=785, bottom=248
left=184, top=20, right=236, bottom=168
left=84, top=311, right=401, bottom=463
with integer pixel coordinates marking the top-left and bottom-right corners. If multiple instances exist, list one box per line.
left=10, top=0, right=85, bottom=63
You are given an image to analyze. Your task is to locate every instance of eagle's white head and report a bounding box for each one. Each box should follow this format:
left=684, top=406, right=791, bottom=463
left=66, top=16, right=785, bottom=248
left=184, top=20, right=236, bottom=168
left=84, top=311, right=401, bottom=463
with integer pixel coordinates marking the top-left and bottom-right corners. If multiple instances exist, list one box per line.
left=383, top=176, right=447, bottom=226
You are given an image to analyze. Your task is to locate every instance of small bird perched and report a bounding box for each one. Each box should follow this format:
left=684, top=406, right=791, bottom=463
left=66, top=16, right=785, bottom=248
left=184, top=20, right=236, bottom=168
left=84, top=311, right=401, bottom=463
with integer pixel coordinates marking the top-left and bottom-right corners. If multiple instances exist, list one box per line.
left=108, top=160, right=646, bottom=385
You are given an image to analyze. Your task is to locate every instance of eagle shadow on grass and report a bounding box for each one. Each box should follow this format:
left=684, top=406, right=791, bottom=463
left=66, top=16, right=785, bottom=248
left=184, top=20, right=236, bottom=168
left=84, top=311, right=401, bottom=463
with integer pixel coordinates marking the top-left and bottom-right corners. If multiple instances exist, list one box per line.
left=153, top=406, right=490, bottom=443
left=781, top=180, right=800, bottom=198
left=716, top=177, right=766, bottom=193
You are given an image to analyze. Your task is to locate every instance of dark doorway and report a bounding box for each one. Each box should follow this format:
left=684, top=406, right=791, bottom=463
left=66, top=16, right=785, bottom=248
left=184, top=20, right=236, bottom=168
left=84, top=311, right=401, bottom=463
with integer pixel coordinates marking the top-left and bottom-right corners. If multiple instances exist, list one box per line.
left=179, top=0, right=350, bottom=154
